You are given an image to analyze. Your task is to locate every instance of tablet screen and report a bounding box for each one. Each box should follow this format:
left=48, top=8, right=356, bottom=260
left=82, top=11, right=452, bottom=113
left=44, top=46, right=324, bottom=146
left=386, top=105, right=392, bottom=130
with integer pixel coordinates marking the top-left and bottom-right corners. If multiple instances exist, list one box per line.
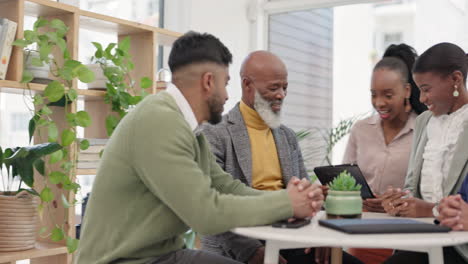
left=313, top=164, right=375, bottom=199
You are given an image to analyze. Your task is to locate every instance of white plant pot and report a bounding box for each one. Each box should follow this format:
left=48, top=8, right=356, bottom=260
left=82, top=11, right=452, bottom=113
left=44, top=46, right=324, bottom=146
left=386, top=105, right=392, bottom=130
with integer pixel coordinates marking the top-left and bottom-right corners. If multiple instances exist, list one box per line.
left=85, top=64, right=106, bottom=90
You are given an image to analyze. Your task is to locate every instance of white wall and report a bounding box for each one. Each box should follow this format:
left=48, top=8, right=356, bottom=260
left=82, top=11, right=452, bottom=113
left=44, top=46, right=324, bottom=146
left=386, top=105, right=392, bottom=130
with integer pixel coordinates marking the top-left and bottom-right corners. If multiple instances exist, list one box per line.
left=165, top=0, right=252, bottom=111
left=414, top=0, right=468, bottom=52
left=332, top=3, right=374, bottom=163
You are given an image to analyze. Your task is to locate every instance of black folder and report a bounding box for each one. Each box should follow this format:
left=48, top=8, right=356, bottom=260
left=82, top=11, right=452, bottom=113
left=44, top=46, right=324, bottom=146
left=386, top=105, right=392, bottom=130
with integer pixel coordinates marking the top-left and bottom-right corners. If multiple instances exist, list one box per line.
left=319, top=218, right=451, bottom=234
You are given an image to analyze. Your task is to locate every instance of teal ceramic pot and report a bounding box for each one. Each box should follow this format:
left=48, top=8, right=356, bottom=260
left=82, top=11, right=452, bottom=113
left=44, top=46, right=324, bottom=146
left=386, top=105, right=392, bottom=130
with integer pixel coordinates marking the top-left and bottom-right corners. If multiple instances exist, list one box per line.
left=325, top=190, right=362, bottom=218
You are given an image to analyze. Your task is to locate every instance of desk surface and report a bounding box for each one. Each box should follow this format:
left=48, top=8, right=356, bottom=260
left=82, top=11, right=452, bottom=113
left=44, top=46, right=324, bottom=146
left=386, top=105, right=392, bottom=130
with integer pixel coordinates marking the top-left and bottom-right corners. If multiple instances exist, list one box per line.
left=232, top=212, right=468, bottom=249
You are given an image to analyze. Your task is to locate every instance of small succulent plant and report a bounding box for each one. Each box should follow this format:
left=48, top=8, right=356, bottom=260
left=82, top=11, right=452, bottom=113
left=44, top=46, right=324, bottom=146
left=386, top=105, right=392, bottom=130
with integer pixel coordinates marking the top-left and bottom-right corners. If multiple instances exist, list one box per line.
left=328, top=170, right=362, bottom=191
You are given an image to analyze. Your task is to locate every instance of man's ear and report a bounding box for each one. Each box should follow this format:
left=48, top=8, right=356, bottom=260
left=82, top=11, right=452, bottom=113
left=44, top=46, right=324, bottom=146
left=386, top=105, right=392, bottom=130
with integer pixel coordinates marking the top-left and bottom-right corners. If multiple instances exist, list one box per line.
left=242, top=77, right=252, bottom=93
left=201, top=71, right=215, bottom=95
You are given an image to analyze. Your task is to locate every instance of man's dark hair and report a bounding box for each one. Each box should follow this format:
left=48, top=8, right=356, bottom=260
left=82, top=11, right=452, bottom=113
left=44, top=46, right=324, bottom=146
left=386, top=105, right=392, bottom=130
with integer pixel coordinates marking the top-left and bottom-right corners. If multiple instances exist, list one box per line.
left=168, top=31, right=233, bottom=73
left=413, top=42, right=467, bottom=83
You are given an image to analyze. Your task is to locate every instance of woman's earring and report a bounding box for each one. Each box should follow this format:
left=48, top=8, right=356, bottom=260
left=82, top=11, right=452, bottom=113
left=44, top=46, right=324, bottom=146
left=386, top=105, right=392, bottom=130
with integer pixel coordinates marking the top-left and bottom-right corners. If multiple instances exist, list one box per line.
left=404, top=98, right=411, bottom=113
left=453, top=85, right=460, bottom=97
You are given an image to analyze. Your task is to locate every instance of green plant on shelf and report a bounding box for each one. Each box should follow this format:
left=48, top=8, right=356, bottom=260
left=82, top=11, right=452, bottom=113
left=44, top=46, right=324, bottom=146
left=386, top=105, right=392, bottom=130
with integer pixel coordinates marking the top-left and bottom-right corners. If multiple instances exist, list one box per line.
left=328, top=170, right=362, bottom=192
left=91, top=37, right=153, bottom=136
left=11, top=17, right=96, bottom=253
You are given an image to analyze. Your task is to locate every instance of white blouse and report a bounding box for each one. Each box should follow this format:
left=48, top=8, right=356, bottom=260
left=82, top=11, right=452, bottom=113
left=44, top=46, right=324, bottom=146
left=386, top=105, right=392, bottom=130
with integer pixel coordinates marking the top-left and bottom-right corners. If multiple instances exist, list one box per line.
left=420, top=104, right=468, bottom=203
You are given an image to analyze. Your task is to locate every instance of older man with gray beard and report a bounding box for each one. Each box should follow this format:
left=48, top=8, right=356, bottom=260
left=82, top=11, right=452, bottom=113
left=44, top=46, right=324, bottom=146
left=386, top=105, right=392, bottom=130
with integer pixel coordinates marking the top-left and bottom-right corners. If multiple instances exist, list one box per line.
left=201, top=51, right=363, bottom=264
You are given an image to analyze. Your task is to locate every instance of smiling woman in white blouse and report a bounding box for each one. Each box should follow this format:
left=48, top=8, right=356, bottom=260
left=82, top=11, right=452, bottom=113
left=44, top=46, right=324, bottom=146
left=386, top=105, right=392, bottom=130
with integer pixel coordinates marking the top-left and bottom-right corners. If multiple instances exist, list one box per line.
left=382, top=42, right=468, bottom=264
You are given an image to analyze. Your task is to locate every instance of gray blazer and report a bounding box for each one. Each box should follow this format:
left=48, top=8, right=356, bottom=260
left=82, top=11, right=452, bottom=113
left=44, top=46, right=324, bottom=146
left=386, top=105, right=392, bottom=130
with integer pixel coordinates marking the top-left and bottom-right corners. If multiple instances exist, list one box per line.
left=200, top=103, right=308, bottom=262
left=404, top=111, right=468, bottom=261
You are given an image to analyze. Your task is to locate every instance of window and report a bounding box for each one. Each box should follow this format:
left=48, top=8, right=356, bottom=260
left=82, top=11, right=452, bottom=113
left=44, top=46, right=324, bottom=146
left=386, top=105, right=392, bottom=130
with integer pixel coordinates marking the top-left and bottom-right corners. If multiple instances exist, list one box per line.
left=11, top=112, right=30, bottom=132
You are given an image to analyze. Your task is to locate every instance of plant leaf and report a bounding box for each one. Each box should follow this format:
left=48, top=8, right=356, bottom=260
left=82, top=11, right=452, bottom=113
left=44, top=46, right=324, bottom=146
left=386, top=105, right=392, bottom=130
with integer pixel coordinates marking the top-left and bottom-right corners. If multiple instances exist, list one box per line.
left=51, top=226, right=64, bottom=242
left=21, top=70, right=34, bottom=83
left=34, top=158, right=45, bottom=176
left=44, top=81, right=65, bottom=102
left=79, top=139, right=89, bottom=150
left=67, top=89, right=78, bottom=101
left=33, top=94, right=44, bottom=105
left=61, top=194, right=71, bottom=208
left=49, top=149, right=64, bottom=164
left=75, top=111, right=91, bottom=127
left=39, top=43, right=52, bottom=61
left=50, top=19, right=68, bottom=36
left=34, top=18, right=49, bottom=30
left=118, top=36, right=131, bottom=52
left=28, top=115, right=39, bottom=143
left=40, top=187, right=54, bottom=202
left=12, top=39, right=30, bottom=48
left=31, top=57, right=43, bottom=67
left=48, top=123, right=59, bottom=142
left=105, top=115, right=119, bottom=137
left=49, top=171, right=66, bottom=184
left=61, top=129, right=76, bottom=147
left=66, top=236, right=79, bottom=253
left=140, top=77, right=152, bottom=89
left=77, top=66, right=95, bottom=83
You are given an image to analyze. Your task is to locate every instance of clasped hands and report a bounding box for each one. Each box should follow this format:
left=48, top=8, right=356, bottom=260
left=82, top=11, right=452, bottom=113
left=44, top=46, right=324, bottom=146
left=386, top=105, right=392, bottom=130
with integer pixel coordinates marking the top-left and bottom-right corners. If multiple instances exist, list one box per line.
left=381, top=187, right=434, bottom=217
left=287, top=176, right=324, bottom=219
left=437, top=194, right=468, bottom=231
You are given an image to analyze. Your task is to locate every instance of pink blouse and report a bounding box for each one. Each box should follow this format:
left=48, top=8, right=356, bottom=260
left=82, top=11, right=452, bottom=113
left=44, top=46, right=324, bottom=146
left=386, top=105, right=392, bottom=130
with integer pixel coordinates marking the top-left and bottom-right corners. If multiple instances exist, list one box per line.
left=343, top=113, right=417, bottom=195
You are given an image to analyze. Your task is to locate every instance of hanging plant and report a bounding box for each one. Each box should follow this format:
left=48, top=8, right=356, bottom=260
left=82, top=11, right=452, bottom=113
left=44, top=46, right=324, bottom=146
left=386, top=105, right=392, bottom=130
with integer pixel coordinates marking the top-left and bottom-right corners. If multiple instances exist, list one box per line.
left=11, top=17, right=95, bottom=253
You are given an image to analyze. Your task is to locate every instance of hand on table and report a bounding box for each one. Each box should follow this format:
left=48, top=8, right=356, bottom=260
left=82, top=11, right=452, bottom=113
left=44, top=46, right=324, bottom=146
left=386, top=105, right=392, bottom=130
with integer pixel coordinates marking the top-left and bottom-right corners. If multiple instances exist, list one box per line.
left=381, top=187, right=410, bottom=216
left=363, top=195, right=385, bottom=213
left=438, top=194, right=468, bottom=231
left=391, top=197, right=434, bottom=217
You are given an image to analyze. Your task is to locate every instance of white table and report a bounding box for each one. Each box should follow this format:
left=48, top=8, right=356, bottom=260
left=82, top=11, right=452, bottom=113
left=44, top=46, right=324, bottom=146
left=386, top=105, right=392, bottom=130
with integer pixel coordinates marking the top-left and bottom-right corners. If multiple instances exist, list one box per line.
left=232, top=212, right=468, bottom=264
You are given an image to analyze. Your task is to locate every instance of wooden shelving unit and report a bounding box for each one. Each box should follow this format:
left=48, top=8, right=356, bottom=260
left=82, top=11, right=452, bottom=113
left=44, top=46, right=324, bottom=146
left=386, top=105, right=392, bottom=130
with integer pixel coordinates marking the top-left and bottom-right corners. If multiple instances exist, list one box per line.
left=0, top=0, right=180, bottom=263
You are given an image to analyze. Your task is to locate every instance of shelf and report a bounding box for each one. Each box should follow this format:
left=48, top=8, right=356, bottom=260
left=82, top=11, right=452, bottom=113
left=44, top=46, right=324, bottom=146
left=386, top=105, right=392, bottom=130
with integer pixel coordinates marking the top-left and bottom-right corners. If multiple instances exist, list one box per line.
left=24, top=0, right=77, bottom=17
left=0, top=80, right=107, bottom=98
left=79, top=10, right=154, bottom=35
left=0, top=242, right=67, bottom=262
left=76, top=168, right=97, bottom=175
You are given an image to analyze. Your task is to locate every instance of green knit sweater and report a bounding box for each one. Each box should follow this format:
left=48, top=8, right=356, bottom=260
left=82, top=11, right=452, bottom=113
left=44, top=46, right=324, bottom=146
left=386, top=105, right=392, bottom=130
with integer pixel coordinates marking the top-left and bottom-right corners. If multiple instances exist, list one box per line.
left=75, top=92, right=294, bottom=264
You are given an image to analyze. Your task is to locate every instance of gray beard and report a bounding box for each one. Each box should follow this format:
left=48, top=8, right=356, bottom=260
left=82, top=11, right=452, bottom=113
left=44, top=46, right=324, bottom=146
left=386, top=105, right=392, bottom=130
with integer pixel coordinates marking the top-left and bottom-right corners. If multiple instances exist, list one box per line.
left=253, top=91, right=282, bottom=129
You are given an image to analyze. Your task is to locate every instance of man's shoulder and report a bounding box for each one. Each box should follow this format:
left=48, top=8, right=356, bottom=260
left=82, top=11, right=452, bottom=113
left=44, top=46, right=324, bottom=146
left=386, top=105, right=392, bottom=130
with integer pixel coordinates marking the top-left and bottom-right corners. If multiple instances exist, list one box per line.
left=278, top=124, right=296, bottom=137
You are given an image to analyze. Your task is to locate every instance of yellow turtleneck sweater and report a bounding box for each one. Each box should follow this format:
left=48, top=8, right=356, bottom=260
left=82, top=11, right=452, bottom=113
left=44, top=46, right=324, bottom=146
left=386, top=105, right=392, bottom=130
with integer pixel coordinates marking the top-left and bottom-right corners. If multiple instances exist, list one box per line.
left=239, top=101, right=284, bottom=191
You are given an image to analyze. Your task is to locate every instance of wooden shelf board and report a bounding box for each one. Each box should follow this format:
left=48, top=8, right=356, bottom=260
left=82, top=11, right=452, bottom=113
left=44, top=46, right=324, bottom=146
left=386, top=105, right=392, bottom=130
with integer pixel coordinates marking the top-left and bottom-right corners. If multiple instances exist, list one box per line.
left=77, top=89, right=106, bottom=98
left=76, top=168, right=97, bottom=175
left=0, top=80, right=46, bottom=93
left=0, top=242, right=67, bottom=262
left=79, top=10, right=154, bottom=35
left=156, top=31, right=181, bottom=47
left=24, top=0, right=77, bottom=17
left=0, top=80, right=106, bottom=98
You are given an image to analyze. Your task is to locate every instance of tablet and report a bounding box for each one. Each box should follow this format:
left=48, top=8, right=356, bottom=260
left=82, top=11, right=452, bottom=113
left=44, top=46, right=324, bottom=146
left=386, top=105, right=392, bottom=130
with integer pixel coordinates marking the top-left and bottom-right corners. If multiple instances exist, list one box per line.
left=313, top=164, right=375, bottom=199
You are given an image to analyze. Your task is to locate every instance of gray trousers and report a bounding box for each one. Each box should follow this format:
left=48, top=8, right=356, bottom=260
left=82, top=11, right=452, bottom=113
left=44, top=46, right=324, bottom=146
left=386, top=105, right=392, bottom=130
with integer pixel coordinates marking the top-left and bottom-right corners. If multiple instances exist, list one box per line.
left=149, top=249, right=243, bottom=264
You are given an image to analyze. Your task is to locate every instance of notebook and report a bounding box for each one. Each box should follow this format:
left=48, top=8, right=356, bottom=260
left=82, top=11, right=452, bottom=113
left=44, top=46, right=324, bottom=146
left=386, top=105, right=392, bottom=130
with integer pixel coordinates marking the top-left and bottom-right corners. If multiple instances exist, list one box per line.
left=313, top=164, right=375, bottom=199
left=319, top=218, right=451, bottom=234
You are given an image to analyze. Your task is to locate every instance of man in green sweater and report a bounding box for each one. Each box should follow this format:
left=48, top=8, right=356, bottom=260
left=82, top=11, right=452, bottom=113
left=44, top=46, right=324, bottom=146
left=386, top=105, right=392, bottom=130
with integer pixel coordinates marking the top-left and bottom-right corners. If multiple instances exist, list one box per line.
left=75, top=31, right=323, bottom=264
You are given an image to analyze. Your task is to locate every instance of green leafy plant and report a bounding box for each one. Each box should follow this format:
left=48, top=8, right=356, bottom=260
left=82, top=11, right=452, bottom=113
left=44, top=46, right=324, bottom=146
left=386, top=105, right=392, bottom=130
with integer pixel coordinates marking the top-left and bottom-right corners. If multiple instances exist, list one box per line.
left=297, top=116, right=357, bottom=168
left=0, top=143, right=62, bottom=196
left=328, top=170, right=362, bottom=191
left=11, top=17, right=96, bottom=253
left=91, top=37, right=153, bottom=136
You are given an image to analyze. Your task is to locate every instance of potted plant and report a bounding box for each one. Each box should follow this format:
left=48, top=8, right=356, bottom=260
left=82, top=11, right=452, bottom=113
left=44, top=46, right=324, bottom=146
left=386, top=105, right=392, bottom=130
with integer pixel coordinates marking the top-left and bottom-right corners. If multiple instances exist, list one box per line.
left=0, top=143, right=61, bottom=251
left=91, top=38, right=153, bottom=136
left=325, top=170, right=362, bottom=219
